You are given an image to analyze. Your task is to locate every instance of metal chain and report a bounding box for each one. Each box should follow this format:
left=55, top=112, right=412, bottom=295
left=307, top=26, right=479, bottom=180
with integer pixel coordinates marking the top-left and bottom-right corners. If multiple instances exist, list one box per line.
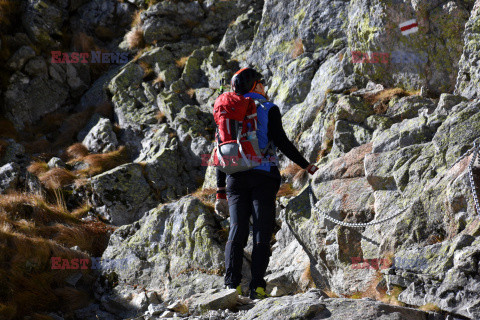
left=468, top=142, right=480, bottom=215
left=449, top=146, right=475, bottom=170
left=308, top=140, right=480, bottom=228
left=308, top=185, right=408, bottom=228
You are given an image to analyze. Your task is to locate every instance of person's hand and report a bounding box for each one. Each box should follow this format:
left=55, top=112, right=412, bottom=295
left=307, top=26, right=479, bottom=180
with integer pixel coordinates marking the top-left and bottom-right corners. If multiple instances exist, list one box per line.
left=215, top=188, right=229, bottom=219
left=306, top=164, right=319, bottom=175
left=215, top=199, right=229, bottom=219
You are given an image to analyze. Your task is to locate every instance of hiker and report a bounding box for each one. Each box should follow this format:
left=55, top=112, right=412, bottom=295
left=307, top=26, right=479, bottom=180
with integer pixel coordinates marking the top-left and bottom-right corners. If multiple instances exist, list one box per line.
left=214, top=68, right=318, bottom=300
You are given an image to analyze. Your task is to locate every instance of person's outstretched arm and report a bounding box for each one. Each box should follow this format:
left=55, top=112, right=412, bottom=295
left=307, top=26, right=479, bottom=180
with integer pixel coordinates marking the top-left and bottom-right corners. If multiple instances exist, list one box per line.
left=268, top=106, right=318, bottom=174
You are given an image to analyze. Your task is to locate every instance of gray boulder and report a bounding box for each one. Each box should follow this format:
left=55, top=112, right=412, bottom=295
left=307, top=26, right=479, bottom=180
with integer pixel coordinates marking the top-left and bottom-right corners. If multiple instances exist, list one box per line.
left=65, top=63, right=91, bottom=99
left=240, top=290, right=438, bottom=320
left=4, top=73, right=69, bottom=129
left=24, top=56, right=48, bottom=76
left=109, top=63, right=159, bottom=129
left=332, top=120, right=372, bottom=155
left=434, top=94, right=468, bottom=116
left=6, top=46, right=36, bottom=70
left=218, top=7, right=262, bottom=61
left=22, top=1, right=66, bottom=48
left=265, top=218, right=312, bottom=295
left=386, top=96, right=436, bottom=122
left=347, top=0, right=469, bottom=94
left=186, top=289, right=238, bottom=314
left=0, top=139, right=25, bottom=167
left=372, top=116, right=434, bottom=153
left=455, top=0, right=480, bottom=99
left=83, top=118, right=118, bottom=153
left=89, top=163, right=157, bottom=226
left=0, top=163, right=20, bottom=194
left=100, top=196, right=226, bottom=303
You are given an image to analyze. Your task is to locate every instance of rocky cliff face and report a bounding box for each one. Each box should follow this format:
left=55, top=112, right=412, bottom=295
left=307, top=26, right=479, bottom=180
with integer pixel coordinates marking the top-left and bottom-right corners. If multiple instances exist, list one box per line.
left=1, top=0, right=480, bottom=319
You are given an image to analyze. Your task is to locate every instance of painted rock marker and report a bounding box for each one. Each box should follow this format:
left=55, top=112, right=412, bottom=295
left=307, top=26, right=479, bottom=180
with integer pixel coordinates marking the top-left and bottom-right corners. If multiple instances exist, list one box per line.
left=399, top=19, right=419, bottom=36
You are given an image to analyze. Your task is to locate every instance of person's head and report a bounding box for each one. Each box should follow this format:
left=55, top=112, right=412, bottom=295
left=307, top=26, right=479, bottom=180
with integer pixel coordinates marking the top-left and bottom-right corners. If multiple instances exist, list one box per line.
left=231, top=68, right=266, bottom=96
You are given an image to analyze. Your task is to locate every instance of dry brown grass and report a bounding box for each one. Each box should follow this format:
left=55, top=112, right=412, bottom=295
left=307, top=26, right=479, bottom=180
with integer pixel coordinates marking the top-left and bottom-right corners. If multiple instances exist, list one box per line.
left=192, top=188, right=216, bottom=209
left=322, top=289, right=339, bottom=298
left=346, top=271, right=405, bottom=307
left=65, top=143, right=90, bottom=161
left=153, top=74, right=164, bottom=86
left=27, top=161, right=49, bottom=176
left=138, top=60, right=155, bottom=80
left=277, top=183, right=298, bottom=198
left=186, top=88, right=196, bottom=98
left=38, top=168, right=77, bottom=190
left=292, top=38, right=304, bottom=59
left=362, top=88, right=418, bottom=115
left=419, top=303, right=441, bottom=312
left=280, top=163, right=302, bottom=180
left=0, top=193, right=76, bottom=226
left=0, top=191, right=113, bottom=318
left=131, top=9, right=144, bottom=28
left=126, top=27, right=145, bottom=50
left=76, top=145, right=130, bottom=177
left=155, top=111, right=166, bottom=124
left=175, top=56, right=189, bottom=68
left=70, top=205, right=90, bottom=220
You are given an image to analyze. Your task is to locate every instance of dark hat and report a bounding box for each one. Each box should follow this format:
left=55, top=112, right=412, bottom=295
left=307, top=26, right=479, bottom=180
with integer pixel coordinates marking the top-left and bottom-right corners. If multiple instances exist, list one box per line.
left=231, top=68, right=263, bottom=95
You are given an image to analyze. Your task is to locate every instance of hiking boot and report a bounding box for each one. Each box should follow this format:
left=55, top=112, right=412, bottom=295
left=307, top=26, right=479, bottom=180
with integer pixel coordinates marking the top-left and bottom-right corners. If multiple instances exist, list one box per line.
left=227, top=284, right=242, bottom=296
left=249, top=287, right=269, bottom=300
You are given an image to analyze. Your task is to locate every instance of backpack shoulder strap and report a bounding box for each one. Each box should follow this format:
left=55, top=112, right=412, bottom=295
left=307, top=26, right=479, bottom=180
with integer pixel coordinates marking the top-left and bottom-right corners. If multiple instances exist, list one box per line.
left=253, top=98, right=268, bottom=110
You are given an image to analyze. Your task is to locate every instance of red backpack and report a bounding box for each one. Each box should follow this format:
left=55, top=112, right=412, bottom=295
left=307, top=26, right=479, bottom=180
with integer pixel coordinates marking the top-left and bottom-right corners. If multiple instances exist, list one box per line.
left=210, top=92, right=263, bottom=174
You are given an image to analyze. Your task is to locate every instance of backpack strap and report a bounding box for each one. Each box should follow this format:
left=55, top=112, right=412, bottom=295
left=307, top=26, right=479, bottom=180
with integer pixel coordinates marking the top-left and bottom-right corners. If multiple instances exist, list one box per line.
left=252, top=98, right=276, bottom=156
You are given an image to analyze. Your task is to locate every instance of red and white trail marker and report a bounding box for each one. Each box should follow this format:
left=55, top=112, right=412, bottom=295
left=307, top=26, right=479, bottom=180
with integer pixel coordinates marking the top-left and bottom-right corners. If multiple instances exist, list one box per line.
left=399, top=19, right=419, bottom=35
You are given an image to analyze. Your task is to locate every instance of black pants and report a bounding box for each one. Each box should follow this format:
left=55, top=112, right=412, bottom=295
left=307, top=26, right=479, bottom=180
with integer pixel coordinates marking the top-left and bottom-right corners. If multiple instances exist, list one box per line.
left=224, top=171, right=280, bottom=290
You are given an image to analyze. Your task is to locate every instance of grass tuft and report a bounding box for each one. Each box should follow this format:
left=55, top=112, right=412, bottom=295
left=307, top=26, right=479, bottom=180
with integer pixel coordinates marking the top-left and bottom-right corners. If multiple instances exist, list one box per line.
left=175, top=56, right=189, bottom=68
left=192, top=188, right=216, bottom=210
left=38, top=168, right=77, bottom=190
left=126, top=27, right=145, bottom=50
left=138, top=61, right=155, bottom=80
left=419, top=303, right=441, bottom=312
left=277, top=183, right=298, bottom=198
left=155, top=111, right=166, bottom=124
left=27, top=161, right=49, bottom=177
left=362, top=88, right=418, bottom=114
left=131, top=9, right=144, bottom=28
left=65, top=143, right=90, bottom=161
left=291, top=38, right=304, bottom=59
left=76, top=146, right=130, bottom=177
left=322, top=289, right=339, bottom=298
left=280, top=163, right=302, bottom=181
